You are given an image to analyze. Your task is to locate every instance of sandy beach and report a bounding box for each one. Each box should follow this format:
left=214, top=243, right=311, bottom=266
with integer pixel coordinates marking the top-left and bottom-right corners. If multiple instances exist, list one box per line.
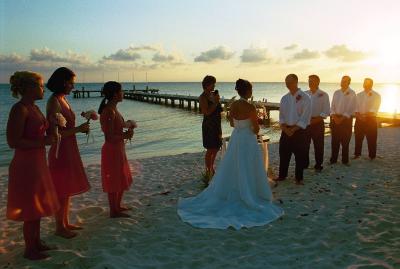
left=0, top=127, right=399, bottom=269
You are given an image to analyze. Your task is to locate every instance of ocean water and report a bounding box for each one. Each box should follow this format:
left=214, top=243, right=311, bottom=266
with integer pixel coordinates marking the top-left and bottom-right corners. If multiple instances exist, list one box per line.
left=0, top=82, right=399, bottom=171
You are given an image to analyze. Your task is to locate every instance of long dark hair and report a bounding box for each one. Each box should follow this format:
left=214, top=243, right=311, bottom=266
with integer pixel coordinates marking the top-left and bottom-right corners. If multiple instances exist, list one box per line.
left=46, top=67, right=75, bottom=93
left=98, top=81, right=122, bottom=114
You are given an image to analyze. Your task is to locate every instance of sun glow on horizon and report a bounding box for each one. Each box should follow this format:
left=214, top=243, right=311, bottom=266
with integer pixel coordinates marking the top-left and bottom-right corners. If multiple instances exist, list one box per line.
left=378, top=85, right=400, bottom=114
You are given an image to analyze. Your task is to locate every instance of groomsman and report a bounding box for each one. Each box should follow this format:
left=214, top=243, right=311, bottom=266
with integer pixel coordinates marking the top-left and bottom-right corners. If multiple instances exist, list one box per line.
left=305, top=75, right=330, bottom=171
left=275, top=74, right=311, bottom=185
left=354, top=78, right=381, bottom=160
left=330, top=75, right=356, bottom=165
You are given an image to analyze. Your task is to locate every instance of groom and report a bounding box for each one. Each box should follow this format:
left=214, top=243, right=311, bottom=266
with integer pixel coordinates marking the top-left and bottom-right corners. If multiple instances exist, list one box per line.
left=275, top=74, right=311, bottom=185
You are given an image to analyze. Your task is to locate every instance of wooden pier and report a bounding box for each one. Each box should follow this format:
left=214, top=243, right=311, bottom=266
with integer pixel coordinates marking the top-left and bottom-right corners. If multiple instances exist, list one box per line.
left=72, top=87, right=280, bottom=122
left=123, top=90, right=280, bottom=122
left=72, top=88, right=159, bottom=98
left=73, top=90, right=103, bottom=98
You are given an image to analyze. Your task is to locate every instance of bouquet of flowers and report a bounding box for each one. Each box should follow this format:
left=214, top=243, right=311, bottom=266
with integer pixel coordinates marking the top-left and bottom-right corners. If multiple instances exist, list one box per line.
left=54, top=113, right=67, bottom=159
left=81, top=110, right=99, bottom=143
left=125, top=120, right=138, bottom=129
left=125, top=120, right=137, bottom=144
left=257, top=108, right=267, bottom=125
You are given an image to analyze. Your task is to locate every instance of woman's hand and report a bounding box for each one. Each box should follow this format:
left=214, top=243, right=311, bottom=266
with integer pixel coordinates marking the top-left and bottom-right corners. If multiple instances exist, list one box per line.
left=77, top=122, right=90, bottom=133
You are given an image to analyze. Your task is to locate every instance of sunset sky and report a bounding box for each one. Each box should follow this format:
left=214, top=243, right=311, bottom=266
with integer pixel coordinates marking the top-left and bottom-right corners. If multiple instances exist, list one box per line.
left=1, top=0, right=400, bottom=83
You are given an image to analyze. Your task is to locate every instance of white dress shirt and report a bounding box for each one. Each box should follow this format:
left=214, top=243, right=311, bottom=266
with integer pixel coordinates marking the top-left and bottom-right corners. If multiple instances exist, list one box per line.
left=279, top=89, right=312, bottom=129
left=355, top=90, right=381, bottom=116
left=305, top=88, right=330, bottom=118
left=330, top=88, right=357, bottom=118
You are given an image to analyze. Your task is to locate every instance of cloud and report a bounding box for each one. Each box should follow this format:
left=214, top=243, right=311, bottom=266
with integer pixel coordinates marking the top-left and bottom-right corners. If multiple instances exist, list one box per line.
left=128, top=45, right=159, bottom=52
left=324, top=45, right=369, bottom=62
left=240, top=48, right=271, bottom=63
left=291, top=49, right=320, bottom=61
left=30, top=47, right=91, bottom=65
left=194, top=46, right=235, bottom=63
left=152, top=52, right=179, bottom=63
left=0, top=48, right=96, bottom=74
left=284, top=44, right=298, bottom=50
left=102, top=49, right=142, bottom=62
left=102, top=45, right=185, bottom=68
left=0, top=53, right=25, bottom=64
left=101, top=45, right=161, bottom=62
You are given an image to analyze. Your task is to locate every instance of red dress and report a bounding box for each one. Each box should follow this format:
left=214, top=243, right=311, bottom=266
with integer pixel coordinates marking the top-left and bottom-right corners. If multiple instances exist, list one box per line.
left=7, top=102, right=60, bottom=221
left=48, top=95, right=90, bottom=198
left=100, top=108, right=132, bottom=193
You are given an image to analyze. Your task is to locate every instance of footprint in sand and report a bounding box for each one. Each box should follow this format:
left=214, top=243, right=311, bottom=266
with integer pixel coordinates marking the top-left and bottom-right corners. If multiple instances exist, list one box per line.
left=76, top=206, right=106, bottom=222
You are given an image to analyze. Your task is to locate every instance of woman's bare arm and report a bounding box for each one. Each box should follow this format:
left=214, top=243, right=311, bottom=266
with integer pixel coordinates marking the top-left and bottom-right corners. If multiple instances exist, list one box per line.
left=46, top=95, right=87, bottom=137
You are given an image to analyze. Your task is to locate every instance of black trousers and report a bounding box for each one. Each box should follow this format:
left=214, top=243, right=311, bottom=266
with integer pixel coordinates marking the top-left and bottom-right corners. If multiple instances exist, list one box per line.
left=305, top=120, right=325, bottom=168
left=330, top=117, right=353, bottom=164
left=354, top=117, right=378, bottom=159
left=279, top=128, right=308, bottom=180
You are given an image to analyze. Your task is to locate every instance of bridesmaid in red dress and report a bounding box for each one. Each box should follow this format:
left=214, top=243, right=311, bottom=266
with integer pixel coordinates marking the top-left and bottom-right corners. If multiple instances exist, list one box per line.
left=6, top=71, right=59, bottom=260
left=46, top=67, right=90, bottom=238
left=98, top=81, right=133, bottom=218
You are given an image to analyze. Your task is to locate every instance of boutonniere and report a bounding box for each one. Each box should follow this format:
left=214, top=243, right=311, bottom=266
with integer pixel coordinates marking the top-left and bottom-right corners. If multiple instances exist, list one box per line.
left=318, top=93, right=324, bottom=98
left=296, top=94, right=302, bottom=102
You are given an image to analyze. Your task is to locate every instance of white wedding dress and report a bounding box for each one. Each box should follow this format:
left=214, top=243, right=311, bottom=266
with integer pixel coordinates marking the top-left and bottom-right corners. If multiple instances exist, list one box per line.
left=177, top=119, right=284, bottom=229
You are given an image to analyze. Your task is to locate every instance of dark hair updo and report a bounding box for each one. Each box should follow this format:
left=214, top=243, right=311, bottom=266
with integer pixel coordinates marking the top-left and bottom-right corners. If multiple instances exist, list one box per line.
left=98, top=81, right=122, bottom=114
left=235, top=78, right=252, bottom=98
left=46, top=67, right=76, bottom=93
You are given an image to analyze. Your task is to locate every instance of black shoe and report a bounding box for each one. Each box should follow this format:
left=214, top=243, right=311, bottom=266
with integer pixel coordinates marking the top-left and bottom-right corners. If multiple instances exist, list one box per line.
left=329, top=160, right=337, bottom=165
left=342, top=162, right=350, bottom=166
left=352, top=155, right=361, bottom=160
left=295, top=179, right=304, bottom=185
left=314, top=165, right=323, bottom=172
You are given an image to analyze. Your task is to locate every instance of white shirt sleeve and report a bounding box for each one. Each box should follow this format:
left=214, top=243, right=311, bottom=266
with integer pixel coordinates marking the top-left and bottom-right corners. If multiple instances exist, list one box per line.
left=279, top=97, right=286, bottom=125
left=355, top=94, right=360, bottom=113
left=330, top=91, right=337, bottom=115
left=346, top=92, right=357, bottom=118
left=296, top=95, right=311, bottom=129
left=320, top=93, right=330, bottom=118
left=371, top=93, right=381, bottom=113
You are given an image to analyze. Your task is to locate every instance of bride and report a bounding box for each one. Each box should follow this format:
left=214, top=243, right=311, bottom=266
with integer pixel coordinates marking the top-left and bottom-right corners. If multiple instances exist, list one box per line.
left=177, top=79, right=284, bottom=229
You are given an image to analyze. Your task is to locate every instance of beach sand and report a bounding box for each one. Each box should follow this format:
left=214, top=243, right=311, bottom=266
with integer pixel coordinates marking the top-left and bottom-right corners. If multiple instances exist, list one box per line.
left=0, top=127, right=399, bottom=269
